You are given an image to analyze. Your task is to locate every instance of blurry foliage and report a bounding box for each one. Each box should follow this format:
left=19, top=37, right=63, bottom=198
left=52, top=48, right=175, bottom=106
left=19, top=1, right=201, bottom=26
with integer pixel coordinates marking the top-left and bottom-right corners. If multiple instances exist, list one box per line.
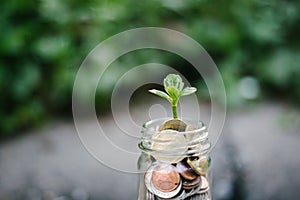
left=1, top=0, right=300, bottom=137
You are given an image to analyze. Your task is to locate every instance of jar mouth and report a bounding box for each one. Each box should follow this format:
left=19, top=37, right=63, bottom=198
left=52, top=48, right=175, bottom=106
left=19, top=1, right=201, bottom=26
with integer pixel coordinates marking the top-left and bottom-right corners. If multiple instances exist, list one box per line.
left=139, top=118, right=211, bottom=158
left=142, top=118, right=207, bottom=133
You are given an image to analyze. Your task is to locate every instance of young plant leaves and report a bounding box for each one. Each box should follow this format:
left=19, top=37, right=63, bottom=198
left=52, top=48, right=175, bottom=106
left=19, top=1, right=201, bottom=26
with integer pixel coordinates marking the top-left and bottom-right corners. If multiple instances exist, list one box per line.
left=180, top=87, right=197, bottom=96
left=148, top=89, right=172, bottom=103
left=149, top=74, right=197, bottom=119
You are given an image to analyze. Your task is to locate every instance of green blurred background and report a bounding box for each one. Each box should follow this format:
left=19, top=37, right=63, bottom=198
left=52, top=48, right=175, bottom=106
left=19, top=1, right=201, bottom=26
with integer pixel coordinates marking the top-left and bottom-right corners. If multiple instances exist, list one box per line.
left=1, top=0, right=300, bottom=137
left=1, top=1, right=300, bottom=200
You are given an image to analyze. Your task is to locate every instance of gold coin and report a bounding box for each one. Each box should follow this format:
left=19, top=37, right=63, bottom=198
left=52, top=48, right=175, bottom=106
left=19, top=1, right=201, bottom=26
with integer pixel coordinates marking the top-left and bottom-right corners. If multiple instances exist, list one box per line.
left=187, top=157, right=209, bottom=175
left=184, top=124, right=198, bottom=142
left=185, top=124, right=196, bottom=131
left=159, top=119, right=187, bottom=131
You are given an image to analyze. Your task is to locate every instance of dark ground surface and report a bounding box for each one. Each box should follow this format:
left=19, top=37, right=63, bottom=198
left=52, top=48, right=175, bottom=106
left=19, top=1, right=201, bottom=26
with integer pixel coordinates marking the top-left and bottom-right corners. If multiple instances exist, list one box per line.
left=0, top=102, right=300, bottom=200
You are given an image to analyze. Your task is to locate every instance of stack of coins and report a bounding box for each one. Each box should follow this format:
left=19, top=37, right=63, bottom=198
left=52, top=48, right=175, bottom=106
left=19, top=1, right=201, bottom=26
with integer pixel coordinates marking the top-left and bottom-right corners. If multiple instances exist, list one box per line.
left=144, top=161, right=210, bottom=199
left=176, top=160, right=201, bottom=190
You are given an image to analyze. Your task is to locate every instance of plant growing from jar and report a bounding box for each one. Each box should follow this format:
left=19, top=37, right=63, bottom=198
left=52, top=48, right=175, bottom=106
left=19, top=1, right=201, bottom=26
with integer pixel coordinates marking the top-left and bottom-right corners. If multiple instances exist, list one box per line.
left=138, top=74, right=212, bottom=200
left=149, top=74, right=197, bottom=119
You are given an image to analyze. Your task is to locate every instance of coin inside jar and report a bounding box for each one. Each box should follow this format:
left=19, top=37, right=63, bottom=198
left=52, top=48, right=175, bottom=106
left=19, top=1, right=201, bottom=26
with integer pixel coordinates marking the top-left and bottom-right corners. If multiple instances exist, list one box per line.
left=187, top=157, right=209, bottom=175
left=200, top=176, right=209, bottom=190
left=150, top=178, right=182, bottom=199
left=151, top=163, right=181, bottom=192
left=176, top=160, right=198, bottom=181
left=151, top=130, right=187, bottom=163
left=159, top=119, right=187, bottom=132
left=197, top=176, right=210, bottom=194
left=182, top=175, right=201, bottom=190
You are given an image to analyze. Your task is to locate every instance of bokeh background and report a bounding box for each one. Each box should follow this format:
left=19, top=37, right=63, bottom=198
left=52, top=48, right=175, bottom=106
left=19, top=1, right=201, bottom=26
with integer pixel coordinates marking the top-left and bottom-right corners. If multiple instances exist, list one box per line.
left=1, top=0, right=300, bottom=200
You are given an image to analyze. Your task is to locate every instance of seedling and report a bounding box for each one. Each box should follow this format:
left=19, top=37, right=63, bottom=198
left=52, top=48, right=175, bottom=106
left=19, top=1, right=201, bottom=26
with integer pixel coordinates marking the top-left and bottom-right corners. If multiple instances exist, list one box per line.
left=149, top=74, right=197, bottom=119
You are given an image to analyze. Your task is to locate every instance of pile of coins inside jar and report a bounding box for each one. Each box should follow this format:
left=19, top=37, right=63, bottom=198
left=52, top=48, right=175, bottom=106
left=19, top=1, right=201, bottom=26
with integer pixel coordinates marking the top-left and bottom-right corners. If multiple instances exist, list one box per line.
left=144, top=119, right=211, bottom=200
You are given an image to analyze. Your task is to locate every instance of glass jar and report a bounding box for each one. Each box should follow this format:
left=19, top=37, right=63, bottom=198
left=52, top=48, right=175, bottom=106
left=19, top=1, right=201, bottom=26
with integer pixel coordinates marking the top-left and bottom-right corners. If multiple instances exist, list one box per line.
left=137, top=118, right=212, bottom=200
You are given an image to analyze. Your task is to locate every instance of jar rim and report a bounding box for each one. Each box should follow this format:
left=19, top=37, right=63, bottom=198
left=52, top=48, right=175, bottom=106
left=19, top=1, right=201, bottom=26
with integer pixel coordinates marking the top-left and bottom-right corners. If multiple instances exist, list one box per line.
left=142, top=118, right=207, bottom=135
left=139, top=118, right=210, bottom=158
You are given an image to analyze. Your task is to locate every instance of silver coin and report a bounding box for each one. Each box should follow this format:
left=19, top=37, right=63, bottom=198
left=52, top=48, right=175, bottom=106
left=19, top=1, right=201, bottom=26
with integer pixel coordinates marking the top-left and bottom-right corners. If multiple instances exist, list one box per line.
left=169, top=180, right=202, bottom=200
left=197, top=186, right=209, bottom=194
left=144, top=165, right=156, bottom=194
left=188, top=192, right=208, bottom=200
left=146, top=189, right=155, bottom=200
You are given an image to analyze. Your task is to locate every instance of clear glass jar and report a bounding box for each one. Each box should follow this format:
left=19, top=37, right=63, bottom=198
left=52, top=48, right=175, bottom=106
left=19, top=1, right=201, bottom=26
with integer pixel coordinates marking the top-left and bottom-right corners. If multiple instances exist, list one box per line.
left=138, top=118, right=212, bottom=200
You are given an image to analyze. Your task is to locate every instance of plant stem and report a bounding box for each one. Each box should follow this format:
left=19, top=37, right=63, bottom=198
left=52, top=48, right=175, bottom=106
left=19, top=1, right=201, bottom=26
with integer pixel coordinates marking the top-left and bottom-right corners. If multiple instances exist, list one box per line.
left=172, top=105, right=178, bottom=119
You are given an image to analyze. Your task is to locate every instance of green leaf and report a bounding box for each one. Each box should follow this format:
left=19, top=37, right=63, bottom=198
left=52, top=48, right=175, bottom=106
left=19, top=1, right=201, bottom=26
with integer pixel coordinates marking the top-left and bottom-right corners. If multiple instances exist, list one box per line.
left=180, top=87, right=197, bottom=96
left=165, top=86, right=180, bottom=101
left=164, top=74, right=184, bottom=92
left=148, top=74, right=198, bottom=119
left=148, top=89, right=172, bottom=103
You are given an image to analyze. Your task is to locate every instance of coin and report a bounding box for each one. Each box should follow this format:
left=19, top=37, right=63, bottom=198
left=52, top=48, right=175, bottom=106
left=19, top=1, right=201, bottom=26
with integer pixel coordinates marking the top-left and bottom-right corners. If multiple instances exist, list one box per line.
left=185, top=124, right=196, bottom=131
left=182, top=175, right=201, bottom=190
left=144, top=165, right=156, bottom=194
left=189, top=193, right=208, bottom=200
left=196, top=176, right=209, bottom=194
left=183, top=183, right=201, bottom=190
left=151, top=163, right=181, bottom=192
left=151, top=130, right=187, bottom=163
left=200, top=176, right=209, bottom=190
left=146, top=189, right=155, bottom=200
left=159, top=119, right=187, bottom=131
left=176, top=160, right=198, bottom=181
left=150, top=177, right=182, bottom=199
left=197, top=187, right=209, bottom=194
left=187, top=157, right=209, bottom=175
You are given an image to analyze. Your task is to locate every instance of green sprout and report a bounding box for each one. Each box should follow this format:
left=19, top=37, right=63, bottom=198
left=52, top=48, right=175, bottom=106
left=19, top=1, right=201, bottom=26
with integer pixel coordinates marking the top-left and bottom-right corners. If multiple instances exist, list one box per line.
left=149, top=74, right=197, bottom=119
